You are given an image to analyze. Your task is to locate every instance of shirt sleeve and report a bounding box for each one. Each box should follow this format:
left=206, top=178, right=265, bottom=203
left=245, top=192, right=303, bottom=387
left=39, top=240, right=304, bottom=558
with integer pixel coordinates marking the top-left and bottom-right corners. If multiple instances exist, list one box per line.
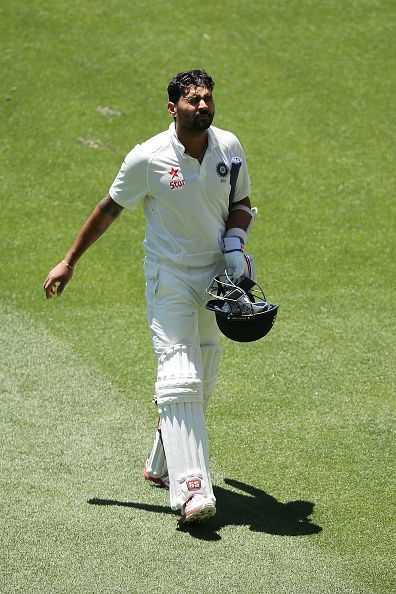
left=108, top=144, right=149, bottom=210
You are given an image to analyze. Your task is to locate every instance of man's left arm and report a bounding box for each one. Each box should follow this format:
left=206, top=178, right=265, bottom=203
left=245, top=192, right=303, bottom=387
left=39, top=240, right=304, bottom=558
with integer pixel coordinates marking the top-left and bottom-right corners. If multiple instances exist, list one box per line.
left=223, top=197, right=258, bottom=282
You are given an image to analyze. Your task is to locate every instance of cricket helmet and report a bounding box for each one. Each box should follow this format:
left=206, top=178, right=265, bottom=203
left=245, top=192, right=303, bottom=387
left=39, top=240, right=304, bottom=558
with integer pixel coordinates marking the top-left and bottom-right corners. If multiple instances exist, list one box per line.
left=205, top=273, right=278, bottom=342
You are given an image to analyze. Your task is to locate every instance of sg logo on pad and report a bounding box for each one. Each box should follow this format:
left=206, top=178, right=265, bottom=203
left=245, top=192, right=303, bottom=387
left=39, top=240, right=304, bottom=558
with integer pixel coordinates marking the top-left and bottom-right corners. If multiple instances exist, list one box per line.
left=187, top=478, right=202, bottom=491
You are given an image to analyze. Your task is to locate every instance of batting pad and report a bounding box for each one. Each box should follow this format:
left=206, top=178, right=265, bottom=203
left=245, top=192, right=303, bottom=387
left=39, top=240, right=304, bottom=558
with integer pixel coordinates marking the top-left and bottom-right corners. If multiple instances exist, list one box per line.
left=146, top=345, right=222, bottom=480
left=158, top=400, right=214, bottom=509
left=145, top=422, right=167, bottom=479
left=155, top=344, right=215, bottom=509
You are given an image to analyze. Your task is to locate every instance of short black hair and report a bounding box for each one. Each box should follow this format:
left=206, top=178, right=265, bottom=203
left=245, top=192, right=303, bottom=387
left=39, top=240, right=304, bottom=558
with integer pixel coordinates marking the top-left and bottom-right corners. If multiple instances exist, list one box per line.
left=167, top=69, right=215, bottom=103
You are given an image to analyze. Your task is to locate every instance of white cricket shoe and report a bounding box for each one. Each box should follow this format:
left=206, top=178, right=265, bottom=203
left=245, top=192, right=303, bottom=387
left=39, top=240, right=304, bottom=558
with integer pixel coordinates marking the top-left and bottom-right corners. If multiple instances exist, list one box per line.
left=143, top=467, right=170, bottom=490
left=180, top=494, right=216, bottom=524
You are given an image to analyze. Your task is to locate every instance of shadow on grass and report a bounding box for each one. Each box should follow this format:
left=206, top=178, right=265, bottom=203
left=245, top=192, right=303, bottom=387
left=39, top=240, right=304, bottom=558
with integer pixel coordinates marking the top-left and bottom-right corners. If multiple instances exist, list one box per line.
left=88, top=477, right=322, bottom=541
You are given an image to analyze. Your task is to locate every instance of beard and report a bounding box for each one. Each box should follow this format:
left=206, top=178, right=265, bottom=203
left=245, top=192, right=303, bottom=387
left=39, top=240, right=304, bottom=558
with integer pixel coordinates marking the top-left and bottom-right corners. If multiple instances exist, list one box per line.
left=177, top=109, right=214, bottom=133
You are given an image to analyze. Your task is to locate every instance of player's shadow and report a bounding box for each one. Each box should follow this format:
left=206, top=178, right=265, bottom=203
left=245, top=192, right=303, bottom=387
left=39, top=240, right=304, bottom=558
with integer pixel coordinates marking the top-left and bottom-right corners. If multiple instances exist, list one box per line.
left=88, top=477, right=322, bottom=541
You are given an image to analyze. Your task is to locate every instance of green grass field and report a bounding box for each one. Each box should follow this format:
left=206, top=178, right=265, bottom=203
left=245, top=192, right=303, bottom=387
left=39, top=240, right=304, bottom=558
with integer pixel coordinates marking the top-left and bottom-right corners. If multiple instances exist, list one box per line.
left=1, top=0, right=395, bottom=592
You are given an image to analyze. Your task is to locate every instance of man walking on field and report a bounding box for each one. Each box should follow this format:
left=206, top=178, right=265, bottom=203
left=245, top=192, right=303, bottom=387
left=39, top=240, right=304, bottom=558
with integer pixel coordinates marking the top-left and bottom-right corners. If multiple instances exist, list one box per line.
left=44, top=69, right=254, bottom=524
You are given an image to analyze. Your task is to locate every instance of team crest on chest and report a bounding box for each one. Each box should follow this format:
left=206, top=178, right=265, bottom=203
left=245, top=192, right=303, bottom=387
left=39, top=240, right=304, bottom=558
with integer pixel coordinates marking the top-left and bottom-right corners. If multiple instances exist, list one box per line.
left=216, top=162, right=229, bottom=182
left=163, top=166, right=186, bottom=190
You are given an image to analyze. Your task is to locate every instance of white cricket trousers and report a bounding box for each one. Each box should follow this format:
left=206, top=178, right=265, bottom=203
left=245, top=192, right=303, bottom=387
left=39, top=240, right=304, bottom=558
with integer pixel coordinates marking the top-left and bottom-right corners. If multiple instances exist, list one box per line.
left=144, top=256, right=223, bottom=509
left=144, top=256, right=222, bottom=353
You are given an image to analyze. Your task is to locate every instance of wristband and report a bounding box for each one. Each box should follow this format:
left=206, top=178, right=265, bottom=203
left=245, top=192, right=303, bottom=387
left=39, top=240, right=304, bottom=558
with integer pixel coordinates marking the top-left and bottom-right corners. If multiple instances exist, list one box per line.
left=225, top=227, right=248, bottom=244
left=223, top=236, right=244, bottom=253
left=230, top=204, right=253, bottom=216
left=62, top=259, right=74, bottom=271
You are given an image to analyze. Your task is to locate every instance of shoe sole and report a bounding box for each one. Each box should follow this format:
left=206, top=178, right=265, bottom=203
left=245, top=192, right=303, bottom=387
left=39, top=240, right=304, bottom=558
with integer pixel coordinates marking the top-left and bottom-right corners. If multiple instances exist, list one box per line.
left=143, top=468, right=169, bottom=490
left=180, top=502, right=216, bottom=524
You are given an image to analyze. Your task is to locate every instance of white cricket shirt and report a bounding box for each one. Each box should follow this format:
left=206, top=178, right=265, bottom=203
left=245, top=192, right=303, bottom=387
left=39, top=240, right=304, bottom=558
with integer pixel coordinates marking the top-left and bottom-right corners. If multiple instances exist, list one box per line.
left=109, top=122, right=250, bottom=267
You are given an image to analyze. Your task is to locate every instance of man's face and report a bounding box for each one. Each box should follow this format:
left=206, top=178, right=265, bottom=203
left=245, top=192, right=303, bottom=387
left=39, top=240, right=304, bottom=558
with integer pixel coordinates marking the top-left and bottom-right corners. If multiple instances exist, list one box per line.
left=168, top=85, right=215, bottom=132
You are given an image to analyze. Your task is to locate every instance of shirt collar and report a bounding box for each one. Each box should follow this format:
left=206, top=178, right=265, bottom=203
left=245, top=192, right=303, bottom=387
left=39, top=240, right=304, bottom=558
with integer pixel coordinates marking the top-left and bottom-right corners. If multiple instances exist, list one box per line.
left=169, top=121, right=215, bottom=159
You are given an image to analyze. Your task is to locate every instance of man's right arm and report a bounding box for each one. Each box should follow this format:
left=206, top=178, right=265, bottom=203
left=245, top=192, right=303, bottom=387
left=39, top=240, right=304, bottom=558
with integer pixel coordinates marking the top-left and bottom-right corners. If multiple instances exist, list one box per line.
left=43, top=194, right=124, bottom=299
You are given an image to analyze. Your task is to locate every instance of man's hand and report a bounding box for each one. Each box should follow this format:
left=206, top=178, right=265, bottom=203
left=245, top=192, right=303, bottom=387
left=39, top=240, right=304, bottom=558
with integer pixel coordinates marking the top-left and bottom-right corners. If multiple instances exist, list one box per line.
left=42, top=194, right=123, bottom=300
left=223, top=236, right=248, bottom=282
left=43, top=260, right=74, bottom=299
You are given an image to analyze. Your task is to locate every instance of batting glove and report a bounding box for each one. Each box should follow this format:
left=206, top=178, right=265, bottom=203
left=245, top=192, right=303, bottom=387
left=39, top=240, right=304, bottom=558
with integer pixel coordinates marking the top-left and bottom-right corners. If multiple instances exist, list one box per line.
left=223, top=236, right=248, bottom=282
